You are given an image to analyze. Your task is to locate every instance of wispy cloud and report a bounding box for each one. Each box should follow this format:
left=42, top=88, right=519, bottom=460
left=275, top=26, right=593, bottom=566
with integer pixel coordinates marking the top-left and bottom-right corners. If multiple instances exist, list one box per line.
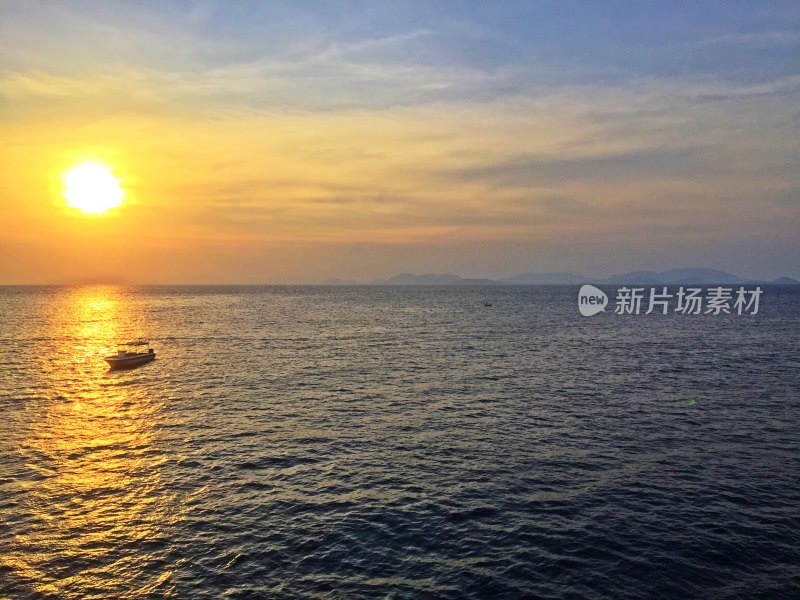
left=446, top=146, right=714, bottom=186
left=696, top=30, right=800, bottom=47
left=1, top=1, right=799, bottom=282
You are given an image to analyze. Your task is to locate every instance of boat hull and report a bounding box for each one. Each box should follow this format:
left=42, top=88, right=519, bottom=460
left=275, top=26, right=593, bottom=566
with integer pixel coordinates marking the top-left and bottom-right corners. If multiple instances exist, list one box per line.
left=104, top=352, right=156, bottom=370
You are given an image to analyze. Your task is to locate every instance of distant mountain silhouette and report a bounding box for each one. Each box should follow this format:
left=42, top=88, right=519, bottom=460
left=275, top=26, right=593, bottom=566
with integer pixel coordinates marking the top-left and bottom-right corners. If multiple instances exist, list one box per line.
left=375, top=273, right=499, bottom=285
left=383, top=273, right=462, bottom=285
left=323, top=269, right=799, bottom=286
left=64, top=276, right=129, bottom=285
left=506, top=268, right=798, bottom=285
left=600, top=268, right=749, bottom=285
left=319, top=278, right=360, bottom=285
left=502, top=272, right=586, bottom=285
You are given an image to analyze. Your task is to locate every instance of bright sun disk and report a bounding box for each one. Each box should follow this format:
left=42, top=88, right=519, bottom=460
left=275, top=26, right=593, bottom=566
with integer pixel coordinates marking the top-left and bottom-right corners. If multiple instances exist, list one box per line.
left=63, top=162, right=125, bottom=214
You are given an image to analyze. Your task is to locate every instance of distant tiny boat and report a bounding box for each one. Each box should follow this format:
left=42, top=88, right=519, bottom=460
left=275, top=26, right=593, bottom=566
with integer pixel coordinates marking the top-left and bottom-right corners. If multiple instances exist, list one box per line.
left=105, top=341, right=155, bottom=369
left=484, top=302, right=493, bottom=307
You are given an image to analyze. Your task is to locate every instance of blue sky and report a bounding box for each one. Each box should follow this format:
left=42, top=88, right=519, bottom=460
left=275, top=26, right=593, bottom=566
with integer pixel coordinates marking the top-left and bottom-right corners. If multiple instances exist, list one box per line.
left=1, top=1, right=799, bottom=282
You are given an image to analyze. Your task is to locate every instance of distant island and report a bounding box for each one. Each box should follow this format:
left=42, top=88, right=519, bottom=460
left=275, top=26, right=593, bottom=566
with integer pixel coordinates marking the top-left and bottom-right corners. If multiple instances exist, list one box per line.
left=320, top=268, right=799, bottom=286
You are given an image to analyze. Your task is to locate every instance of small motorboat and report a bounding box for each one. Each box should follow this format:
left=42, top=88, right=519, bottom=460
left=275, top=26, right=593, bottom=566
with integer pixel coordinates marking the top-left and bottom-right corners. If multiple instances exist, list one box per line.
left=105, top=341, right=155, bottom=369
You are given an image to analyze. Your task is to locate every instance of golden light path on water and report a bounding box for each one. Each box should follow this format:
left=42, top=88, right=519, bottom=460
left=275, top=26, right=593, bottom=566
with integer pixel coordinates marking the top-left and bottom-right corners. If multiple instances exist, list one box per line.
left=1, top=285, right=798, bottom=598
left=1, top=287, right=185, bottom=598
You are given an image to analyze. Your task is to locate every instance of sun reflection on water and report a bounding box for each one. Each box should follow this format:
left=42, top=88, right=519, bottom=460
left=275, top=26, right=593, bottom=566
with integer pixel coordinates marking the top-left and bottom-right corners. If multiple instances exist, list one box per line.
left=2, top=286, right=183, bottom=597
left=38, top=286, right=126, bottom=381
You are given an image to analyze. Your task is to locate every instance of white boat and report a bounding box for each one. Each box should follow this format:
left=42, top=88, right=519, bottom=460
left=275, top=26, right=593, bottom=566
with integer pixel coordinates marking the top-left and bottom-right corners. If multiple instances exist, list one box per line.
left=105, top=341, right=155, bottom=369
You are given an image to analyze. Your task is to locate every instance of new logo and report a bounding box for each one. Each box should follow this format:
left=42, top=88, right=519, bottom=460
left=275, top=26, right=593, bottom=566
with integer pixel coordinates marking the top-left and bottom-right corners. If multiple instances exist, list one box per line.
left=578, top=285, right=608, bottom=316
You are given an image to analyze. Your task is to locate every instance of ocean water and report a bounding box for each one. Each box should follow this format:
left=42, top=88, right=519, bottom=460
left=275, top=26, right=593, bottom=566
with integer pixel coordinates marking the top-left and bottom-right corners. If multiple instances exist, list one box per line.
left=1, top=284, right=798, bottom=599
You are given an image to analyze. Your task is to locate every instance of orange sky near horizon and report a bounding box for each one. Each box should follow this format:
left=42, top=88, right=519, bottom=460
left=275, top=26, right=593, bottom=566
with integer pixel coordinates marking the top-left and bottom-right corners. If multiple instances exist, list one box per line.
left=2, top=2, right=798, bottom=283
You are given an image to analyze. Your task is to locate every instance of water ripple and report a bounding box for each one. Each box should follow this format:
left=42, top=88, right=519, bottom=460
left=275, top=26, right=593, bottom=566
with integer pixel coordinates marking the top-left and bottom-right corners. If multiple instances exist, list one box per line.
left=1, top=285, right=798, bottom=598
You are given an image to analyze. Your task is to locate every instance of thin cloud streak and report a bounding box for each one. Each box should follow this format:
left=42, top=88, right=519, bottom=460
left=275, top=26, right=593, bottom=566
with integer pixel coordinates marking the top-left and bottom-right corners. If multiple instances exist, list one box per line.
left=1, top=1, right=798, bottom=282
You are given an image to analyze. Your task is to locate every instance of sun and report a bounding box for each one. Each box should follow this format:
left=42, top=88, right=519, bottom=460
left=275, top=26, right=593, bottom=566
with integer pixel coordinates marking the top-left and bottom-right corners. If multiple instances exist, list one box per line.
left=62, top=162, right=125, bottom=214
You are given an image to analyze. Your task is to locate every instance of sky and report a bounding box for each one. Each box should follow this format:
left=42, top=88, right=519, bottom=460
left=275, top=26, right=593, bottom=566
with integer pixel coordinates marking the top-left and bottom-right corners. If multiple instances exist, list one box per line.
left=1, top=0, right=799, bottom=283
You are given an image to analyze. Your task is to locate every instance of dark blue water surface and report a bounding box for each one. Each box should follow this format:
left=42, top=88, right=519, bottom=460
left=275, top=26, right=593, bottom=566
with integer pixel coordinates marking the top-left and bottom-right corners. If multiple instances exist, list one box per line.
left=1, top=285, right=798, bottom=599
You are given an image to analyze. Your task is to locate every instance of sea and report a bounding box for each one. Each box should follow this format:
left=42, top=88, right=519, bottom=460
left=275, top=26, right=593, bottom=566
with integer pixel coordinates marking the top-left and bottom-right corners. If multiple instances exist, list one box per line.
left=1, top=284, right=798, bottom=599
